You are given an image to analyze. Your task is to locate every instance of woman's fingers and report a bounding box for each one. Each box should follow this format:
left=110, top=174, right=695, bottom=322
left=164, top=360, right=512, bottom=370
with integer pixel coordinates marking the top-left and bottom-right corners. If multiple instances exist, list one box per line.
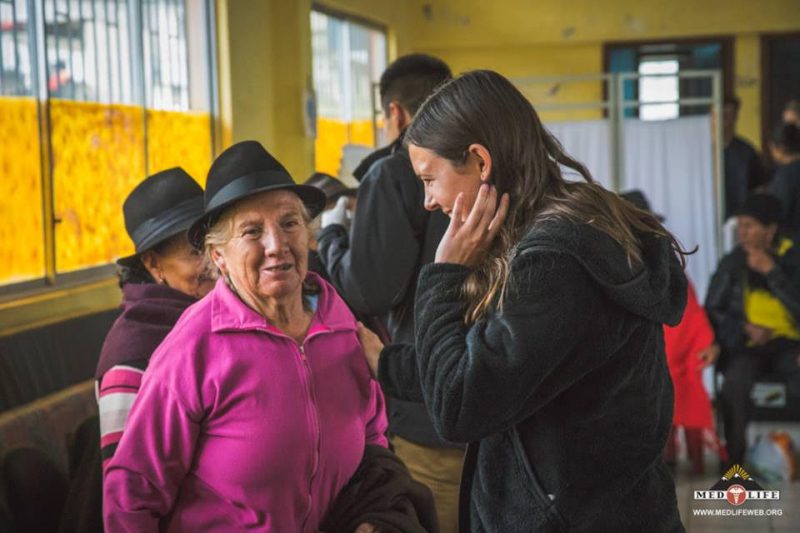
left=487, top=193, right=510, bottom=237
left=450, top=192, right=466, bottom=230
left=464, top=184, right=489, bottom=227
left=477, top=185, right=499, bottom=231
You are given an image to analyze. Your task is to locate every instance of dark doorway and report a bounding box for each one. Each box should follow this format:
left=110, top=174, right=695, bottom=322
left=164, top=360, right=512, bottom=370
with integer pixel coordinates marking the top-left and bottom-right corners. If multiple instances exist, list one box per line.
left=761, top=33, right=800, bottom=155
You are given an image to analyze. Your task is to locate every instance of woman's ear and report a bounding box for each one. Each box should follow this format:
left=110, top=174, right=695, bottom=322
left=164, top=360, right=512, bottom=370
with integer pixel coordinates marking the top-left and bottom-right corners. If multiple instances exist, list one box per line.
left=389, top=102, right=412, bottom=131
left=140, top=250, right=164, bottom=283
left=210, top=247, right=227, bottom=276
left=468, top=143, right=493, bottom=182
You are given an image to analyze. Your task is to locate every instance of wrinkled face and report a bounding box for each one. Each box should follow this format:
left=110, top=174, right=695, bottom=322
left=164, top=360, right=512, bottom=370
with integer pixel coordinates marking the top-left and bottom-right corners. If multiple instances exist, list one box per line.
left=736, top=215, right=776, bottom=250
left=214, top=190, right=310, bottom=305
left=143, top=234, right=216, bottom=299
left=409, top=144, right=483, bottom=218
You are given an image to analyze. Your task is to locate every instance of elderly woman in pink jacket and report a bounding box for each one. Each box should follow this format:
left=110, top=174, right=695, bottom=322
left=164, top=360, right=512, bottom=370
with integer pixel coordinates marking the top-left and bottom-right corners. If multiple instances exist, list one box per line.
left=103, top=141, right=389, bottom=532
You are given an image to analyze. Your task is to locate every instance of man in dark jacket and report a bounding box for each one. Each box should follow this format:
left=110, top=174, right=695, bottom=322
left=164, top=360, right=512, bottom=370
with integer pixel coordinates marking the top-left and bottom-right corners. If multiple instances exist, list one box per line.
left=706, top=193, right=800, bottom=467
left=721, top=96, right=766, bottom=220
left=767, top=123, right=800, bottom=239
left=317, top=54, right=460, bottom=531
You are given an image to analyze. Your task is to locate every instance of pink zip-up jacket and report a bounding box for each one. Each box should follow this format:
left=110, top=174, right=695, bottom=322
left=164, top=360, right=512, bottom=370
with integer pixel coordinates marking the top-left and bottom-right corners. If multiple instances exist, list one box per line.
left=103, top=273, right=389, bottom=532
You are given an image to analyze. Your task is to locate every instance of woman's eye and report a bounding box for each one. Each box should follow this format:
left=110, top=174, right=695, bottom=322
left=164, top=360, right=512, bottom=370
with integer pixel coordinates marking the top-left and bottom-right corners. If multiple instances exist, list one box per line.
left=243, top=228, right=261, bottom=238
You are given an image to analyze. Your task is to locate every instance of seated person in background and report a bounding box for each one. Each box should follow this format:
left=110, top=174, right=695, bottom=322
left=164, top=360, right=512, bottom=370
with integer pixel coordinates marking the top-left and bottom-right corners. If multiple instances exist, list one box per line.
left=621, top=191, right=725, bottom=475
left=103, top=141, right=390, bottom=532
left=96, top=168, right=215, bottom=471
left=767, top=123, right=800, bottom=239
left=706, top=193, right=800, bottom=468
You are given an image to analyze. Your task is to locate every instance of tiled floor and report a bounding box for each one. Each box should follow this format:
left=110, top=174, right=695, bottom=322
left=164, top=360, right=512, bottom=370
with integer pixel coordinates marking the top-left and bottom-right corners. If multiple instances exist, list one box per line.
left=674, top=462, right=800, bottom=532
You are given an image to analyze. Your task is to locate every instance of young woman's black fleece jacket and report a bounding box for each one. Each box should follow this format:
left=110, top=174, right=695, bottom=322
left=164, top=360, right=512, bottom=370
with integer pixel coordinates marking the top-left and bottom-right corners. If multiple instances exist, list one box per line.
left=378, top=217, right=688, bottom=532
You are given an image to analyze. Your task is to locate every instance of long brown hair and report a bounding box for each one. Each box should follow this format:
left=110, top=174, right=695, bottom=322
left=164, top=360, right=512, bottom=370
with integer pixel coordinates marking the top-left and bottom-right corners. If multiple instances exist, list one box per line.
left=405, top=70, right=688, bottom=323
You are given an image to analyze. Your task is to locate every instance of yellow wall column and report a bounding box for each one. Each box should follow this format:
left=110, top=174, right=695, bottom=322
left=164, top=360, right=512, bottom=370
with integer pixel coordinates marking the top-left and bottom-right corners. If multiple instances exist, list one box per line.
left=734, top=35, right=762, bottom=148
left=217, top=0, right=314, bottom=179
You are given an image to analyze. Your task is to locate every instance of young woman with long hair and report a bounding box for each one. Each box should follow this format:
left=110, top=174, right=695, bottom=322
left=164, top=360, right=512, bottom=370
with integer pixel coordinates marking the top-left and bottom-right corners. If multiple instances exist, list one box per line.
left=358, top=70, right=689, bottom=531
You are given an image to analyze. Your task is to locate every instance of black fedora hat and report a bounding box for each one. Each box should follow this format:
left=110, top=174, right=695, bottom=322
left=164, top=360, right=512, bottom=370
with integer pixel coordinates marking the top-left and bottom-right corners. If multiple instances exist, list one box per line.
left=188, top=141, right=326, bottom=249
left=304, top=172, right=357, bottom=203
left=117, top=167, right=205, bottom=267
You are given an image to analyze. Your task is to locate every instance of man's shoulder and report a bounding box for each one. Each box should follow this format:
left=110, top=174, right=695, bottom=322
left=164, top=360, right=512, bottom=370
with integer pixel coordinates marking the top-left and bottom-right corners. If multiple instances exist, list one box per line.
left=730, top=135, right=759, bottom=157
left=361, top=147, right=417, bottom=187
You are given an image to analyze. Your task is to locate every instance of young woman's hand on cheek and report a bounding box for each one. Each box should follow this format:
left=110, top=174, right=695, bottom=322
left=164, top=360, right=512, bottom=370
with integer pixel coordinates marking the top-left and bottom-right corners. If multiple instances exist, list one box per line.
left=435, top=184, right=510, bottom=267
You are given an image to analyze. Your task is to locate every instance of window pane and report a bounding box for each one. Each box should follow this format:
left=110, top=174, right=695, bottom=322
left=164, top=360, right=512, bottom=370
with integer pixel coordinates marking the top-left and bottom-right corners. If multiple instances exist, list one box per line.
left=639, top=59, right=679, bottom=121
left=145, top=0, right=213, bottom=177
left=0, top=0, right=34, bottom=96
left=51, top=100, right=145, bottom=272
left=0, top=1, right=43, bottom=285
left=0, top=96, right=44, bottom=284
left=311, top=11, right=386, bottom=177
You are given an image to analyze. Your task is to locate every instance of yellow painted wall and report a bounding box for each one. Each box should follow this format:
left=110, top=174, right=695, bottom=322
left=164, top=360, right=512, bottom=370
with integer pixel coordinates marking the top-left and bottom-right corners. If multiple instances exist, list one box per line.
left=411, top=0, right=800, bottom=147
left=217, top=0, right=409, bottom=182
left=0, top=97, right=44, bottom=285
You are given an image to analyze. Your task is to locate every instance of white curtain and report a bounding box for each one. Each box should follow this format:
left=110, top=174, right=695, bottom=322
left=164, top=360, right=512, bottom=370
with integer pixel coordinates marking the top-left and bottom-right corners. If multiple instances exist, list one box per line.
left=545, top=120, right=612, bottom=188
left=622, top=116, right=717, bottom=300
left=545, top=116, right=718, bottom=299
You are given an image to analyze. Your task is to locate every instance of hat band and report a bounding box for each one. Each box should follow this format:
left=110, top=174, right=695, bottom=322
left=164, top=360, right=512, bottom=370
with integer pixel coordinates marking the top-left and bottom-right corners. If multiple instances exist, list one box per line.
left=131, top=197, right=205, bottom=252
left=206, top=170, right=295, bottom=212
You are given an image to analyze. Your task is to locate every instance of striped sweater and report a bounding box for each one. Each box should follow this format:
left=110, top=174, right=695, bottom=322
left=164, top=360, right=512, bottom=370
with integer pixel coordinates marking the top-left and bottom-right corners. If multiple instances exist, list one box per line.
left=97, top=360, right=148, bottom=470
left=95, top=283, right=197, bottom=471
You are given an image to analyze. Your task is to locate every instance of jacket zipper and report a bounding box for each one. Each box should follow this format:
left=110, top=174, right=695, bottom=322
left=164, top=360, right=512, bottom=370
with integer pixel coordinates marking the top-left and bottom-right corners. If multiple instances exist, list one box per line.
left=298, top=341, right=322, bottom=532
left=265, top=325, right=331, bottom=532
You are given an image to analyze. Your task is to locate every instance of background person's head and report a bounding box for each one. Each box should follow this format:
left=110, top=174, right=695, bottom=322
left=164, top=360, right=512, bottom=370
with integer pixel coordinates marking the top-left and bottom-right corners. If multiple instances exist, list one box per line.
left=118, top=167, right=215, bottom=299
left=721, top=95, right=741, bottom=143
left=769, top=122, right=800, bottom=165
left=783, top=99, right=800, bottom=126
left=735, top=193, right=782, bottom=250
left=379, top=54, right=451, bottom=144
left=304, top=172, right=357, bottom=212
left=190, top=141, right=326, bottom=314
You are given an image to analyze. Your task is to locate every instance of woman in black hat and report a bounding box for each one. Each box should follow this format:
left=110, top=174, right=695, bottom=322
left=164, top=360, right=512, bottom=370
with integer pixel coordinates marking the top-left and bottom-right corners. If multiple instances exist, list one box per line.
left=103, top=142, right=403, bottom=532
left=95, top=167, right=215, bottom=472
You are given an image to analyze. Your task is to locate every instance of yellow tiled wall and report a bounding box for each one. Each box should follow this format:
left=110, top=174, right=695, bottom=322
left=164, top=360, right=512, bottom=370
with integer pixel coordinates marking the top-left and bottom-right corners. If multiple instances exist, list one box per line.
left=0, top=97, right=44, bottom=285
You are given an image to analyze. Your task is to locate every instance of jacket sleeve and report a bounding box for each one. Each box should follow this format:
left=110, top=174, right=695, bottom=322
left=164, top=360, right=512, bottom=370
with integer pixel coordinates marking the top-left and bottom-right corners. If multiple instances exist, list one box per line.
left=365, top=378, right=390, bottom=448
left=103, top=354, right=202, bottom=532
left=767, top=171, right=791, bottom=221
left=413, top=252, right=611, bottom=443
left=766, top=256, right=800, bottom=323
left=318, top=159, right=426, bottom=316
left=705, top=256, right=742, bottom=350
left=97, top=359, right=148, bottom=472
left=377, top=343, right=425, bottom=402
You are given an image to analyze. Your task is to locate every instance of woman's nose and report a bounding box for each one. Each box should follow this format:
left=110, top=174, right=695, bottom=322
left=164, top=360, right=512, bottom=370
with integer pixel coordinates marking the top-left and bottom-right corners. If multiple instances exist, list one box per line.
left=261, top=226, right=287, bottom=254
left=423, top=193, right=438, bottom=212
